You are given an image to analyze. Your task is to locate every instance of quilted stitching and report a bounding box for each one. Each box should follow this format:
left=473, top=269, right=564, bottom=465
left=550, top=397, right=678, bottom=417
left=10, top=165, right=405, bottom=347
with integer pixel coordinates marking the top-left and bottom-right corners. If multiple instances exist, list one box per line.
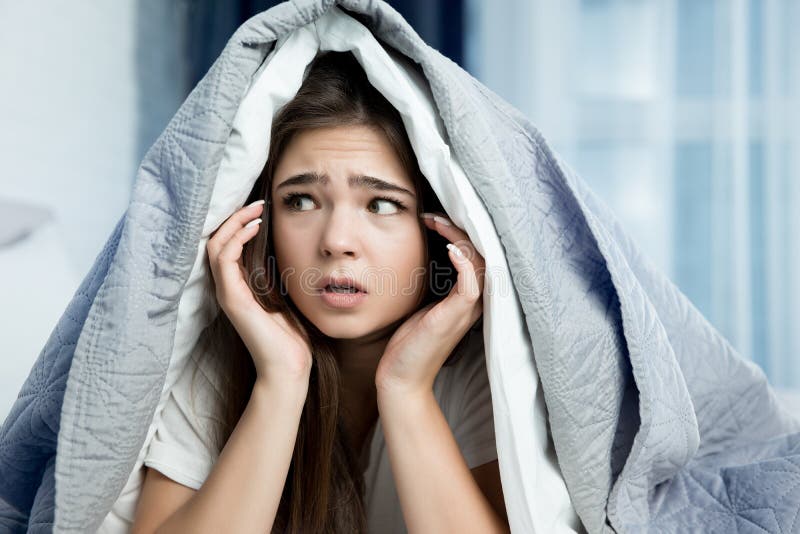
left=0, top=213, right=124, bottom=533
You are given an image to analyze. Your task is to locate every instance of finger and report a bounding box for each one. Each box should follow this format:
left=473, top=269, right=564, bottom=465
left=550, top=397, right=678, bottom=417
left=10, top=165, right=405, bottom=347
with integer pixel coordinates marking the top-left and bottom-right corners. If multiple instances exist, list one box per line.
left=445, top=242, right=482, bottom=305
left=427, top=221, right=485, bottom=292
left=421, top=244, right=483, bottom=340
left=208, top=200, right=266, bottom=259
left=420, top=213, right=486, bottom=300
left=421, top=213, right=468, bottom=241
left=215, top=217, right=262, bottom=293
left=421, top=214, right=482, bottom=265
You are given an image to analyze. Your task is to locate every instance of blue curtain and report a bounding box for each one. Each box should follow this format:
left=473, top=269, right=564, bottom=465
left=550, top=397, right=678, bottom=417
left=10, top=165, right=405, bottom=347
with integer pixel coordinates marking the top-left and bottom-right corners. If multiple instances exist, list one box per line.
left=183, top=0, right=280, bottom=91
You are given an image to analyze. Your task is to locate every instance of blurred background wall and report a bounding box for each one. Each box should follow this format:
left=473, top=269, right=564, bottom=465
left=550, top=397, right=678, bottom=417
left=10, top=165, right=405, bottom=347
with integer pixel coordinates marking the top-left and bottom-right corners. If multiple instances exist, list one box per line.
left=0, top=2, right=140, bottom=419
left=2, top=0, right=798, bottom=419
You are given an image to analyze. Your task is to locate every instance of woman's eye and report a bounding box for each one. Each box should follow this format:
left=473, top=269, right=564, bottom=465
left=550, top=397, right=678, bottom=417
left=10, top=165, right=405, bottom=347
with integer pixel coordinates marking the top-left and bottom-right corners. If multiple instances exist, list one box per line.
left=368, top=197, right=406, bottom=215
left=283, top=194, right=315, bottom=211
left=282, top=193, right=407, bottom=215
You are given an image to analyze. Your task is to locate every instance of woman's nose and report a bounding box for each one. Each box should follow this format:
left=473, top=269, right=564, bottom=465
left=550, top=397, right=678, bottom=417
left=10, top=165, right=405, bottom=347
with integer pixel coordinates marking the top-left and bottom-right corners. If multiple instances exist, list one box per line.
left=319, top=207, right=359, bottom=258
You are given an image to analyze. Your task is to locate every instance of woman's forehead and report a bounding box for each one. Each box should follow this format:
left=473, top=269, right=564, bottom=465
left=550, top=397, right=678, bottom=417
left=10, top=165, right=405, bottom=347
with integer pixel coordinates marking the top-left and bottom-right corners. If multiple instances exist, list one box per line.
left=273, top=125, right=416, bottom=192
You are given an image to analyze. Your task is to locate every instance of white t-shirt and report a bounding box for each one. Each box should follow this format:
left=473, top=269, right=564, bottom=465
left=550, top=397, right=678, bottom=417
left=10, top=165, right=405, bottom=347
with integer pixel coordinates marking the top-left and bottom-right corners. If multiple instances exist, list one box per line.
left=142, top=332, right=497, bottom=533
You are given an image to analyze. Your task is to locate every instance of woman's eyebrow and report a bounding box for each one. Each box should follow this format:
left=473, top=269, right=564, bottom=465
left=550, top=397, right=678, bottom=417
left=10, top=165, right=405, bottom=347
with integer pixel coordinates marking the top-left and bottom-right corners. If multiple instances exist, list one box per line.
left=275, top=171, right=415, bottom=197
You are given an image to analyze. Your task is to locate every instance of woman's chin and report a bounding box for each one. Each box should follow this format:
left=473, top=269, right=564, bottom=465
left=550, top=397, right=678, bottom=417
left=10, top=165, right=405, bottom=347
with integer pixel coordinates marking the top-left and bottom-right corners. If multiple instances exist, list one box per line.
left=311, top=312, right=403, bottom=343
left=314, top=317, right=374, bottom=340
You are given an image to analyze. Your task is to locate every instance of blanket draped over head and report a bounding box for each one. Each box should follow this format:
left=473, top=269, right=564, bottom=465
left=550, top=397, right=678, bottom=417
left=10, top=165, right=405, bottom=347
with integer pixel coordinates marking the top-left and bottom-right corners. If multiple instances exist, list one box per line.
left=1, top=1, right=798, bottom=533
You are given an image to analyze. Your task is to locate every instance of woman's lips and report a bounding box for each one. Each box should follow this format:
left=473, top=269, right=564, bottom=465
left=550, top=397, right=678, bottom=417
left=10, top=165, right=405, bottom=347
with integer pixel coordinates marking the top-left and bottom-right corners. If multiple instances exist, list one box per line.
left=320, top=286, right=367, bottom=309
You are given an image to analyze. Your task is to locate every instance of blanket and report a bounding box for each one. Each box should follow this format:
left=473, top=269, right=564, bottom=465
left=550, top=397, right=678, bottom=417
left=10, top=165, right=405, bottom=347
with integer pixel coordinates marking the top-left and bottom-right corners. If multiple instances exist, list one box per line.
left=1, top=1, right=798, bottom=532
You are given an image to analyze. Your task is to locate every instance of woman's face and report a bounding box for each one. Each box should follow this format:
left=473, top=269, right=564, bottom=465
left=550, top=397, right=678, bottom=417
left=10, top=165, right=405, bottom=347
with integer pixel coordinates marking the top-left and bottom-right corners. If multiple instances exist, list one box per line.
left=270, top=124, right=428, bottom=340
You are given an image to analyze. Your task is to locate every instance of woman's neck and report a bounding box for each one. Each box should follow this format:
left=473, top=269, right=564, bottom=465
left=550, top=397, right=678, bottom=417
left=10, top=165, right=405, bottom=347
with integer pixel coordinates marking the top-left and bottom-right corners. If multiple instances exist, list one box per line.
left=332, top=319, right=400, bottom=453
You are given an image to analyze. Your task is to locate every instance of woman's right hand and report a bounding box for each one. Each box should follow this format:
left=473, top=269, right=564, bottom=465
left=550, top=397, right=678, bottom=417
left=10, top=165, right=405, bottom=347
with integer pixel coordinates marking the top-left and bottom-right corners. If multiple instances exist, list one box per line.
left=207, top=200, right=313, bottom=387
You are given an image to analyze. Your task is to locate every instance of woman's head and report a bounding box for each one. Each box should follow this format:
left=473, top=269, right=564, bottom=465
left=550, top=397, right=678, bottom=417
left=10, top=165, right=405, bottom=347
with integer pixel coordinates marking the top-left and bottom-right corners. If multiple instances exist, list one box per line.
left=248, top=51, right=453, bottom=344
left=270, top=123, right=427, bottom=340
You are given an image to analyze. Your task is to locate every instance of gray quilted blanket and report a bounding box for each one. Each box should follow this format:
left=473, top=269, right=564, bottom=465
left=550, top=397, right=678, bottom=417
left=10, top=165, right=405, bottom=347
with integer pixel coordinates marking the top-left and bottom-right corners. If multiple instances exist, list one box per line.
left=1, top=1, right=798, bottom=532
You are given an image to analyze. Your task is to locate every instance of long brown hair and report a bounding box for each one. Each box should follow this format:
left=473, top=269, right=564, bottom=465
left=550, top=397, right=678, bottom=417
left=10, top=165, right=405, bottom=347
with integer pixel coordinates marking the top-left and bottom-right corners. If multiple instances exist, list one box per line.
left=191, top=51, right=474, bottom=533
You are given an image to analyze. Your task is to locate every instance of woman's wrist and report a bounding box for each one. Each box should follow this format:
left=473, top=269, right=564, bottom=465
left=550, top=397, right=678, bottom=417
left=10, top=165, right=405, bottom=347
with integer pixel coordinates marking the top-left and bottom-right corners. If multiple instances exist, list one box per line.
left=252, top=373, right=310, bottom=405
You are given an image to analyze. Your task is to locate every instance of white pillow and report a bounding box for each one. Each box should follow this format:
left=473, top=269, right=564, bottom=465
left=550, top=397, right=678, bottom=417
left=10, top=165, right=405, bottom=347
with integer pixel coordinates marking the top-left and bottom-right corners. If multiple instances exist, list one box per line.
left=101, top=6, right=580, bottom=533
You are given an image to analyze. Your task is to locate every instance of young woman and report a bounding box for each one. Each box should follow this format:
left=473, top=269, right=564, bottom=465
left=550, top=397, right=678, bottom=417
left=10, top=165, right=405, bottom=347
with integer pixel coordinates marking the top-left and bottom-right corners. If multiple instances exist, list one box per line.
left=131, top=51, right=508, bottom=533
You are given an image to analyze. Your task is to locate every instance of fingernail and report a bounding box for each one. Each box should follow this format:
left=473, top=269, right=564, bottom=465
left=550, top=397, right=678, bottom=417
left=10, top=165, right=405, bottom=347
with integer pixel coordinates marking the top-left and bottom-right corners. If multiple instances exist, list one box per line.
left=420, top=212, right=436, bottom=219
left=446, top=243, right=464, bottom=258
left=248, top=199, right=266, bottom=207
left=433, top=215, right=452, bottom=226
left=245, top=217, right=262, bottom=228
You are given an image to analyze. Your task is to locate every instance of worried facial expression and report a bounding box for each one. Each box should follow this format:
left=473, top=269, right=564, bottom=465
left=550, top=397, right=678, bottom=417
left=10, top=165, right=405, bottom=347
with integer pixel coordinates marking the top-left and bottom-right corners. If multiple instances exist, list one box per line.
left=270, top=124, right=428, bottom=340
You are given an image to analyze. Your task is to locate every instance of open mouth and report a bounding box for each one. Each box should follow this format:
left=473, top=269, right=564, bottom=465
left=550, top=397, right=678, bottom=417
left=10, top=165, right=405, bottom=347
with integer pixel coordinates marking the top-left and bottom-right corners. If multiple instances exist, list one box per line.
left=320, top=282, right=368, bottom=309
left=324, top=284, right=363, bottom=294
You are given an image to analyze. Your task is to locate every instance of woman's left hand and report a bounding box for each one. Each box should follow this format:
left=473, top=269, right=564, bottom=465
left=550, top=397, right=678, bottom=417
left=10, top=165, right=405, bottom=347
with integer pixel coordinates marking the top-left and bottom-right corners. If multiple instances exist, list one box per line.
left=375, top=213, right=485, bottom=396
